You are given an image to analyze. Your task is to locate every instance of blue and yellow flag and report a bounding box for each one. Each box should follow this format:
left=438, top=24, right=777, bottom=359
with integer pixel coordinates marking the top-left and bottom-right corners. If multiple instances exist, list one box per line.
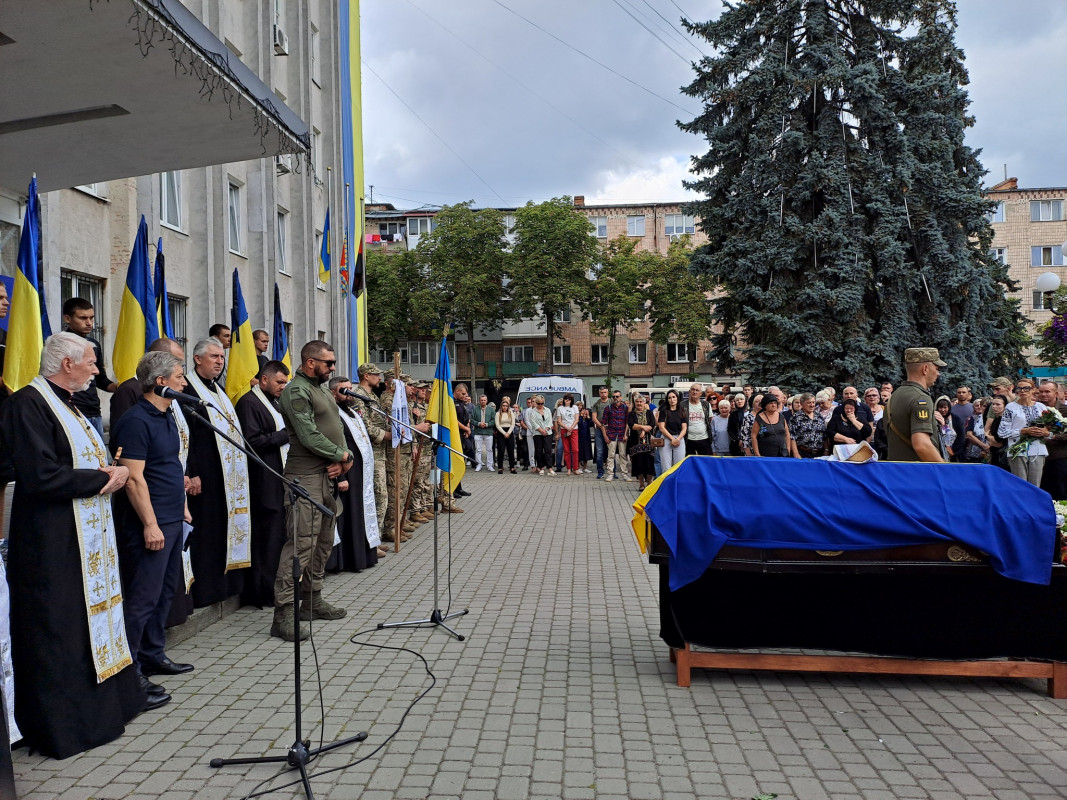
left=112, top=215, right=160, bottom=383
left=154, top=237, right=174, bottom=339
left=318, top=207, right=331, bottom=283
left=272, top=282, right=291, bottom=371
left=226, top=269, right=258, bottom=404
left=4, top=177, right=45, bottom=393
left=425, top=335, right=465, bottom=492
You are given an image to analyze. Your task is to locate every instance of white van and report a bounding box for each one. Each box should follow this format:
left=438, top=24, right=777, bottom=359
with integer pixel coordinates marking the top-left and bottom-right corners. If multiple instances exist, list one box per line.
left=515, top=375, right=587, bottom=412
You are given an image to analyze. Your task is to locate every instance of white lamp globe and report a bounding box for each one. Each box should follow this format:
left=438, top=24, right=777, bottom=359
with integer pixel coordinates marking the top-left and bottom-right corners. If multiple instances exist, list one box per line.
left=1035, top=272, right=1061, bottom=294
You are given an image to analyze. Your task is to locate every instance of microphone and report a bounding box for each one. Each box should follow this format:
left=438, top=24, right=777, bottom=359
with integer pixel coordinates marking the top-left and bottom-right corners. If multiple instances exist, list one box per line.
left=340, top=387, right=380, bottom=406
left=154, top=385, right=208, bottom=407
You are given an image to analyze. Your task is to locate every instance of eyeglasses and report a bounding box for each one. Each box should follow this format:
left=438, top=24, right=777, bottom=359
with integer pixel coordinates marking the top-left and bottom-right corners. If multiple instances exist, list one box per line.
left=310, top=358, right=337, bottom=367
left=535, top=401, right=544, bottom=405
left=1016, top=386, right=1033, bottom=392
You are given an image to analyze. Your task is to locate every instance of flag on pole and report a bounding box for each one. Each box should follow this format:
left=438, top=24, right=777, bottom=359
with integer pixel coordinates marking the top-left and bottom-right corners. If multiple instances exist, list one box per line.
left=318, top=207, right=331, bottom=283
left=226, top=269, right=258, bottom=404
left=272, top=282, right=291, bottom=371
left=425, top=334, right=465, bottom=491
left=154, top=237, right=174, bottom=339
left=3, top=176, right=45, bottom=393
left=339, top=233, right=349, bottom=299
left=112, top=215, right=160, bottom=383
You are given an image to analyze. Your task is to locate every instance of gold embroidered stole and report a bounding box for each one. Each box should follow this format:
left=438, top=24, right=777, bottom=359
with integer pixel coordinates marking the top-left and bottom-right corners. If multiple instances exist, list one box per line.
left=172, top=402, right=190, bottom=470
left=251, top=385, right=289, bottom=467
left=186, top=372, right=251, bottom=570
left=29, top=377, right=133, bottom=683
left=338, top=408, right=381, bottom=548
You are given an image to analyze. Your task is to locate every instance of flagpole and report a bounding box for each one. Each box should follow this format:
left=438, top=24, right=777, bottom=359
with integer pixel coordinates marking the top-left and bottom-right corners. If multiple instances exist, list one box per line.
left=393, top=350, right=402, bottom=552
left=343, top=180, right=352, bottom=374
left=326, top=166, right=334, bottom=347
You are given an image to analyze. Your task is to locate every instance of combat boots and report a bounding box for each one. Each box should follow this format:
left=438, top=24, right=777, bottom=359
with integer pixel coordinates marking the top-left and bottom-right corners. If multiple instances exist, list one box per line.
left=300, top=591, right=347, bottom=621
left=271, top=605, right=309, bottom=641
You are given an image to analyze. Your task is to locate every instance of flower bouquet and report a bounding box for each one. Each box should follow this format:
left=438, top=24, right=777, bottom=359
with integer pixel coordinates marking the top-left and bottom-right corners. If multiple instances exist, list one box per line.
left=1007, top=407, right=1067, bottom=458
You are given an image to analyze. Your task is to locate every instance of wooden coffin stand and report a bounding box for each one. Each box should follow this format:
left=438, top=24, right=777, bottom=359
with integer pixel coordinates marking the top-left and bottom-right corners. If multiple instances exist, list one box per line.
left=648, top=530, right=1067, bottom=698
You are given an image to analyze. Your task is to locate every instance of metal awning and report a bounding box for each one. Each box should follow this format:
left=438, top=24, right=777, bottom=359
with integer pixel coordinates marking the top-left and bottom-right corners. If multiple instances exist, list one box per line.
left=0, top=0, right=309, bottom=192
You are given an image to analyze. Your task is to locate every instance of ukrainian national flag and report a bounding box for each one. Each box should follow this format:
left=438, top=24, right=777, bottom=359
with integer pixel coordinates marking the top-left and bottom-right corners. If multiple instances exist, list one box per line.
left=154, top=238, right=174, bottom=339
left=272, top=282, right=291, bottom=371
left=112, top=215, right=160, bottom=383
left=226, top=269, right=258, bottom=404
left=425, top=335, right=465, bottom=492
left=318, top=207, right=331, bottom=283
left=4, top=177, right=45, bottom=393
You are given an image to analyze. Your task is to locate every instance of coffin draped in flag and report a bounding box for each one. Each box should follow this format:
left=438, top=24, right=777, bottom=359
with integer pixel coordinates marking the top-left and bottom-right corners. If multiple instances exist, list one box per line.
left=425, top=336, right=464, bottom=491
left=112, top=215, right=160, bottom=383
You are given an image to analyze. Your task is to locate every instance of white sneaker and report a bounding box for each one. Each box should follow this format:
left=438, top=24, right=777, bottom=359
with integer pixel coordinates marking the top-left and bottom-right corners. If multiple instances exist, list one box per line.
left=548, top=469, right=556, bottom=476
left=475, top=465, right=482, bottom=472
left=539, top=470, right=545, bottom=476
left=623, top=476, right=633, bottom=482
left=605, top=476, right=613, bottom=482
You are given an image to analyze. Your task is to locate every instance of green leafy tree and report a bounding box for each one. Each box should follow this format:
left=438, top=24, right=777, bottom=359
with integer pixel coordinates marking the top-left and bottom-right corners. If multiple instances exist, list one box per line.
left=366, top=248, right=427, bottom=355
left=414, top=202, right=510, bottom=382
left=510, top=197, right=600, bottom=372
left=681, top=0, right=1028, bottom=391
left=647, top=237, right=712, bottom=379
left=1034, top=286, right=1067, bottom=370
left=585, top=236, right=653, bottom=387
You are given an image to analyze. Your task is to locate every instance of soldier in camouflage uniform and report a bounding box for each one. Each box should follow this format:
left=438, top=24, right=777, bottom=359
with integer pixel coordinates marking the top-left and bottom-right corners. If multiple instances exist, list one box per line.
left=381, top=371, right=431, bottom=540
left=352, top=363, right=390, bottom=539
left=410, top=380, right=436, bottom=522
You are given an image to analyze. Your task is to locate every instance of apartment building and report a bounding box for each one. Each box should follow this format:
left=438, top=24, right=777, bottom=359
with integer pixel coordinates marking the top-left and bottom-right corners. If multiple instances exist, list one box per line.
left=986, top=177, right=1067, bottom=372
left=366, top=197, right=738, bottom=399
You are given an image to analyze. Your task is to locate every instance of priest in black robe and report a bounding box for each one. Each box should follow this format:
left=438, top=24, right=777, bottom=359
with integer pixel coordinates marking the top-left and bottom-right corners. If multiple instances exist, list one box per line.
left=0, top=332, right=144, bottom=759
left=235, top=360, right=291, bottom=607
left=326, top=376, right=378, bottom=573
left=182, top=337, right=245, bottom=607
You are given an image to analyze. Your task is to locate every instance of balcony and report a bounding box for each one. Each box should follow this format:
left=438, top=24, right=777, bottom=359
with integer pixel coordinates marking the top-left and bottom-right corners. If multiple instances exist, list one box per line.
left=502, top=361, right=540, bottom=377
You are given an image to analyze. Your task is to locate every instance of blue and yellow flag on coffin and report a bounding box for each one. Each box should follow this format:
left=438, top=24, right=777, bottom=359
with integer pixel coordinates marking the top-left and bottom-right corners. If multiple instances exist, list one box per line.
left=272, top=282, right=291, bottom=371
left=226, top=269, right=258, bottom=404
left=4, top=176, right=45, bottom=393
left=425, top=334, right=465, bottom=491
left=318, top=207, right=331, bottom=283
left=154, top=237, right=174, bottom=339
left=113, top=215, right=160, bottom=383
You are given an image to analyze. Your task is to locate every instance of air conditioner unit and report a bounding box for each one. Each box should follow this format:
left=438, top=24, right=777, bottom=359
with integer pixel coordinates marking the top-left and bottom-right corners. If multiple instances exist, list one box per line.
left=667, top=233, right=681, bottom=242
left=273, top=25, right=289, bottom=56
left=275, top=154, right=292, bottom=174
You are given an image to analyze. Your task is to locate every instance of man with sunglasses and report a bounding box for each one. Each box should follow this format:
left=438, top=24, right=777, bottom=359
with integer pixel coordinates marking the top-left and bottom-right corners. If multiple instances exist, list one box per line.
left=884, top=347, right=947, bottom=462
left=271, top=341, right=353, bottom=641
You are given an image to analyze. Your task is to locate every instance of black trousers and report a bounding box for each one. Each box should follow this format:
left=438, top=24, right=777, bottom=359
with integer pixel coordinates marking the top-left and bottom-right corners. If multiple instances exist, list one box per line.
left=122, top=519, right=184, bottom=669
left=495, top=432, right=516, bottom=468
left=1041, top=457, right=1067, bottom=500
left=685, top=438, right=712, bottom=456
left=533, top=435, right=550, bottom=469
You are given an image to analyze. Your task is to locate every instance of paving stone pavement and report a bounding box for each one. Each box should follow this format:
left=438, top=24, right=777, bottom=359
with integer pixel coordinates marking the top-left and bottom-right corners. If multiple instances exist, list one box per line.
left=12, top=470, right=1067, bottom=799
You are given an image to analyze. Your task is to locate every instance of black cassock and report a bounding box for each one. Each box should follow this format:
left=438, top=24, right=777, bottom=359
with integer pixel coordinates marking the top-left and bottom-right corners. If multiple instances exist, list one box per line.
left=327, top=407, right=378, bottom=573
left=0, top=382, right=144, bottom=759
left=183, top=378, right=245, bottom=607
left=235, top=390, right=289, bottom=607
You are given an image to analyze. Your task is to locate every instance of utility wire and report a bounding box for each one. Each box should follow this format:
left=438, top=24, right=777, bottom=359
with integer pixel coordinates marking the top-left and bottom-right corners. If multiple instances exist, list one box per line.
left=491, top=0, right=698, bottom=116
left=404, top=0, right=644, bottom=171
left=609, top=0, right=693, bottom=63
left=635, top=0, right=708, bottom=57
left=666, top=0, right=697, bottom=24
left=362, top=60, right=507, bottom=205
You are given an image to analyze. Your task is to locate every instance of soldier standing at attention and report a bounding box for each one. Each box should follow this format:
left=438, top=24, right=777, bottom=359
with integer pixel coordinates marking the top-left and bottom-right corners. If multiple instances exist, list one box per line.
left=352, top=363, right=390, bottom=540
left=884, top=347, right=946, bottom=463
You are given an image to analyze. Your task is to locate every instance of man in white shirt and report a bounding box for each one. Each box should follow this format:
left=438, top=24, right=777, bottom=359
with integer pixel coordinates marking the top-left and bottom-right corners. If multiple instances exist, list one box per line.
left=684, top=383, right=712, bottom=456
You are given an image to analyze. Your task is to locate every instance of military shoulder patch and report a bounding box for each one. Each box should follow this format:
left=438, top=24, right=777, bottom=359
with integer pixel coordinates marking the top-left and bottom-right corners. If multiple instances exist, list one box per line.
left=291, top=396, right=310, bottom=413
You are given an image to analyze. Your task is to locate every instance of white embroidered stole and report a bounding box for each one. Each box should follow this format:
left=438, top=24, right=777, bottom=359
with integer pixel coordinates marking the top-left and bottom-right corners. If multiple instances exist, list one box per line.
left=252, top=384, right=289, bottom=467
left=29, top=377, right=133, bottom=683
left=338, top=408, right=381, bottom=548
left=186, top=372, right=252, bottom=570
left=172, top=402, right=190, bottom=470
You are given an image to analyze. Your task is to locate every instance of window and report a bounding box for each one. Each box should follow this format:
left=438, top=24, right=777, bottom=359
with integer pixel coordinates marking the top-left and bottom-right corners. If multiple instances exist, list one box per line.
left=277, top=210, right=289, bottom=274
left=161, top=171, right=182, bottom=230
left=627, top=215, right=645, bottom=237
left=985, top=202, right=1005, bottom=224
left=1031, top=200, right=1064, bottom=222
left=664, top=213, right=696, bottom=236
left=374, top=347, right=408, bottom=362
left=589, top=216, right=607, bottom=238
left=1033, top=291, right=1053, bottom=311
left=76, top=183, right=108, bottom=200
left=628, top=342, right=647, bottom=364
left=378, top=221, right=403, bottom=239
left=503, top=214, right=516, bottom=235
left=409, top=341, right=437, bottom=365
left=167, top=294, right=188, bottom=351
left=228, top=182, right=243, bottom=254
left=553, top=345, right=571, bottom=365
left=554, top=306, right=572, bottom=323
left=590, top=344, right=608, bottom=364
left=60, top=272, right=104, bottom=339
left=1032, top=246, right=1064, bottom=267
left=503, top=345, right=534, bottom=363
left=667, top=343, right=689, bottom=363
left=310, top=27, right=321, bottom=86
left=990, top=248, right=1007, bottom=265
left=408, top=217, right=432, bottom=236
left=312, top=128, right=322, bottom=180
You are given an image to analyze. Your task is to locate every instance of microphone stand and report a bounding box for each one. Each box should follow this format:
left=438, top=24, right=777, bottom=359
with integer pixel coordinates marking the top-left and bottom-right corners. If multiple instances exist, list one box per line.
left=355, top=392, right=470, bottom=641
left=186, top=405, right=368, bottom=798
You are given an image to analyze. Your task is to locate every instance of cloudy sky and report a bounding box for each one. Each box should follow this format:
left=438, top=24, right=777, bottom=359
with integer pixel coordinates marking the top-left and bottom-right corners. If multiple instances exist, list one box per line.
left=360, top=1, right=1067, bottom=210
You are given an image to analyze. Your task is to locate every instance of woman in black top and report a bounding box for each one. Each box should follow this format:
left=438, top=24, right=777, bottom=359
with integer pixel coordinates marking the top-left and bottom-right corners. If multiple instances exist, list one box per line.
left=626, top=394, right=657, bottom=489
left=984, top=395, right=1010, bottom=470
left=750, top=395, right=794, bottom=458
left=656, top=389, right=688, bottom=470
left=826, top=398, right=872, bottom=448
left=727, top=393, right=747, bottom=456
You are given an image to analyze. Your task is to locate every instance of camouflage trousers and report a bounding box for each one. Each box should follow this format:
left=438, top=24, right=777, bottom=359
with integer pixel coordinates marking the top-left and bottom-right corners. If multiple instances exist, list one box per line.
left=371, top=445, right=388, bottom=533
left=412, top=444, right=434, bottom=514
left=383, top=445, right=413, bottom=538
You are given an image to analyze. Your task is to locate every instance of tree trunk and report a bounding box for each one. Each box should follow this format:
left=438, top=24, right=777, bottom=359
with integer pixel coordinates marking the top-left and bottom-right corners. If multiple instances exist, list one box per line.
left=606, top=325, right=617, bottom=391
left=544, top=313, right=555, bottom=373
left=466, top=321, right=477, bottom=391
